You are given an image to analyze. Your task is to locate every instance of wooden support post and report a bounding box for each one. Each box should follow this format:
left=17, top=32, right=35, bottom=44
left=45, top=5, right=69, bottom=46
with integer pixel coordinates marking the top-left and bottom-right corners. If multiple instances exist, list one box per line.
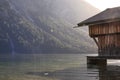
left=93, top=37, right=102, bottom=55
left=93, top=37, right=99, bottom=47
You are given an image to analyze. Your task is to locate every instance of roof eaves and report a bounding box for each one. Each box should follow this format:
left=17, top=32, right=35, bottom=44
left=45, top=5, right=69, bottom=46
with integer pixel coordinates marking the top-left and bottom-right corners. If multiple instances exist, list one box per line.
left=77, top=18, right=120, bottom=27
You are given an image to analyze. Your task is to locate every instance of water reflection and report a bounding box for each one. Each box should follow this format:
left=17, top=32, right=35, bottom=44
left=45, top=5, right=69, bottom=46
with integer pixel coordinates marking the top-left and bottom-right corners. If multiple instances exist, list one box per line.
left=87, top=64, right=120, bottom=80
left=27, top=66, right=99, bottom=80
left=26, top=63, right=120, bottom=80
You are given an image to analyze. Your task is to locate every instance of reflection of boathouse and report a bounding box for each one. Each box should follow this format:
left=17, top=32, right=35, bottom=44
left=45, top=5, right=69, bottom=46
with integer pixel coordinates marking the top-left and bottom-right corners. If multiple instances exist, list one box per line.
left=88, top=65, right=120, bottom=80
left=76, top=7, right=120, bottom=64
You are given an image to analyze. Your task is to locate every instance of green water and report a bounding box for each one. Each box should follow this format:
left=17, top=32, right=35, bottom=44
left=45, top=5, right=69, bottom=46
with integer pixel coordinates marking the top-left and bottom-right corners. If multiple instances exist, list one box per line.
left=1, top=54, right=120, bottom=80
left=0, top=54, right=88, bottom=80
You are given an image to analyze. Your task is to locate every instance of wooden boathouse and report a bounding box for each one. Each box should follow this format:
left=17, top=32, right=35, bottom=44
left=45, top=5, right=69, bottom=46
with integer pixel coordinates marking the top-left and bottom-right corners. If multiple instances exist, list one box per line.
left=77, top=7, right=120, bottom=65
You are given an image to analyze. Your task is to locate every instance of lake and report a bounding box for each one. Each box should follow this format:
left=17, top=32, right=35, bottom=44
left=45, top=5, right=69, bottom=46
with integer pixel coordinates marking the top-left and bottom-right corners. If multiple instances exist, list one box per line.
left=0, top=53, right=120, bottom=80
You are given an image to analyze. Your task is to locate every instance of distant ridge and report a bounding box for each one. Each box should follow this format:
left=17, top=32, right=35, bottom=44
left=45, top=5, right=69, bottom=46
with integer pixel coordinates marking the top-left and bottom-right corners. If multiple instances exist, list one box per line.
left=0, top=0, right=99, bottom=53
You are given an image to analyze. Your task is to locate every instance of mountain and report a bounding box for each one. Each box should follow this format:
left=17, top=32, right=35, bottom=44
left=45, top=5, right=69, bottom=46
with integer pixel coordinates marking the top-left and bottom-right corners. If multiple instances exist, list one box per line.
left=0, top=0, right=100, bottom=54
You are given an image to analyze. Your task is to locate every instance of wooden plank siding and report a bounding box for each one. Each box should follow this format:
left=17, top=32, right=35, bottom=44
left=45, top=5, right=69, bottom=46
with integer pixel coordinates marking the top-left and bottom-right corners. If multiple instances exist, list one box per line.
left=89, top=21, right=120, bottom=37
left=98, top=34, right=120, bottom=56
left=89, top=21, right=120, bottom=56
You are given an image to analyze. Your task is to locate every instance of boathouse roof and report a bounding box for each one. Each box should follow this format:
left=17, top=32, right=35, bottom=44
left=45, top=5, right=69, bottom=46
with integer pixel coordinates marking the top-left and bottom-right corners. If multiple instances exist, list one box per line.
left=77, top=7, right=120, bottom=27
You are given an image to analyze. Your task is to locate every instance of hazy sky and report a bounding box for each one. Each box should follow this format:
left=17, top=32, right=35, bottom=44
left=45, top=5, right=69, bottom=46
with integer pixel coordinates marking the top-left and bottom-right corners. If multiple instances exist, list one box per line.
left=85, top=0, right=120, bottom=10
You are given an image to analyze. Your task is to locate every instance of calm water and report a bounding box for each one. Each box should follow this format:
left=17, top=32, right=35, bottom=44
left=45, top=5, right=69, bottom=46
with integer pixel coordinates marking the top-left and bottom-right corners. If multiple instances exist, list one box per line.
left=0, top=54, right=120, bottom=80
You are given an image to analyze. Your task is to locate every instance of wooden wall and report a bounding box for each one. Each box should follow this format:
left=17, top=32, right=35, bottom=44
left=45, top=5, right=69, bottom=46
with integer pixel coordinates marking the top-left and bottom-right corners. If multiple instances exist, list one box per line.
left=89, top=21, right=120, bottom=56
left=89, top=21, right=120, bottom=37
left=98, top=35, right=120, bottom=56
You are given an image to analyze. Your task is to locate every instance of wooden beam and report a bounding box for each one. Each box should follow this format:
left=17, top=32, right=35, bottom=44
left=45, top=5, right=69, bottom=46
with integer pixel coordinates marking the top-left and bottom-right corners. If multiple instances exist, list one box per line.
left=90, top=32, right=120, bottom=37
left=93, top=37, right=99, bottom=48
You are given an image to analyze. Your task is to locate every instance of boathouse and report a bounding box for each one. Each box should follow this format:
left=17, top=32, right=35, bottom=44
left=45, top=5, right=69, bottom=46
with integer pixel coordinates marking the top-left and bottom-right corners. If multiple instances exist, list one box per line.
left=77, top=7, right=120, bottom=61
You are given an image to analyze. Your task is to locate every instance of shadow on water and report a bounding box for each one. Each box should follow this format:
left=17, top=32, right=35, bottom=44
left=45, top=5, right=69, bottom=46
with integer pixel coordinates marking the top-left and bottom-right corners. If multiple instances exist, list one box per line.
left=87, top=64, right=120, bottom=80
left=26, top=64, right=120, bottom=80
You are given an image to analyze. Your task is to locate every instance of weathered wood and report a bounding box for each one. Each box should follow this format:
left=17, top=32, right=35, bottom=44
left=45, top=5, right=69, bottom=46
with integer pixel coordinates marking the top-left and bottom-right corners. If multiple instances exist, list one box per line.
left=90, top=33, right=120, bottom=37
left=89, top=21, right=120, bottom=37
left=93, top=37, right=99, bottom=47
left=88, top=21, right=120, bottom=56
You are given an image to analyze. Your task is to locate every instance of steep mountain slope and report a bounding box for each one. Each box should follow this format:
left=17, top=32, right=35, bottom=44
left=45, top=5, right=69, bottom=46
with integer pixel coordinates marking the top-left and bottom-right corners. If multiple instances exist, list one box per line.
left=0, top=0, right=99, bottom=53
